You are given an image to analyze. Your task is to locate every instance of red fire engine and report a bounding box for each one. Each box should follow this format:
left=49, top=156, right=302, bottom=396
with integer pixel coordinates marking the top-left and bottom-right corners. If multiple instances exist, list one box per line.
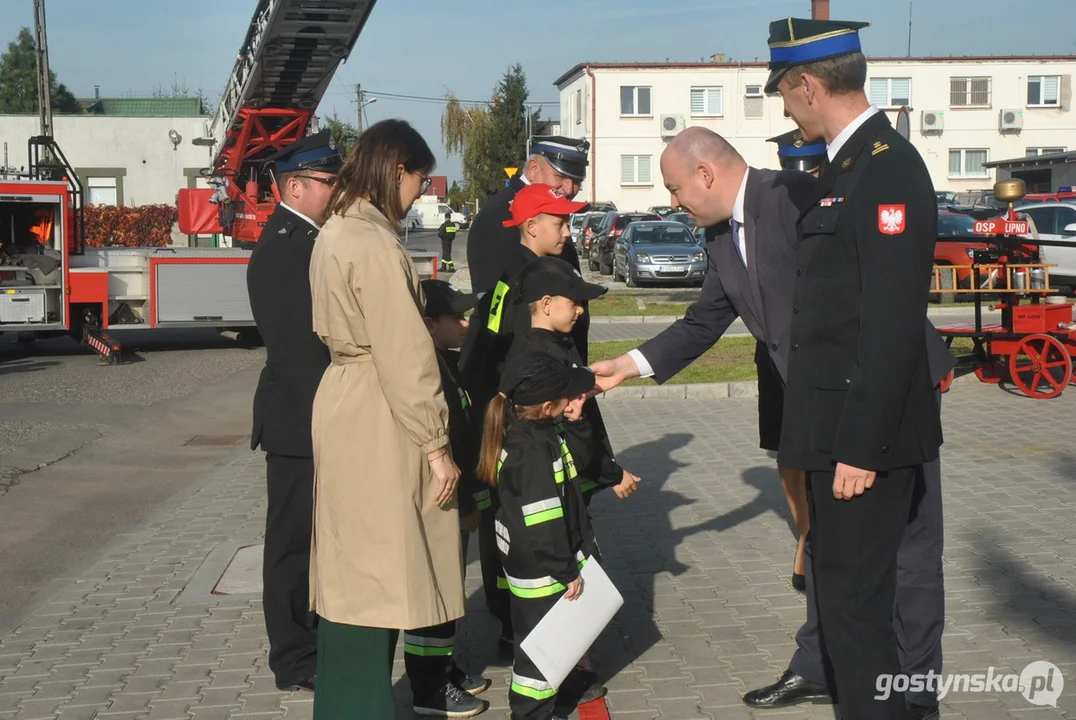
left=0, top=0, right=433, bottom=363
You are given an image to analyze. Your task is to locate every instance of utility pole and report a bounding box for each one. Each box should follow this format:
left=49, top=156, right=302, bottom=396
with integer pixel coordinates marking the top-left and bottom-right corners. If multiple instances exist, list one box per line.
left=907, top=1, right=913, bottom=57
left=33, top=0, right=53, bottom=139
left=356, top=83, right=363, bottom=134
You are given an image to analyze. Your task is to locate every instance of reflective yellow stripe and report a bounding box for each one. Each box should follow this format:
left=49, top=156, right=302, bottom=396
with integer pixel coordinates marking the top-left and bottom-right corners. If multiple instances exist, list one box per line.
left=508, top=580, right=566, bottom=599
left=511, top=682, right=557, bottom=700
left=580, top=480, right=598, bottom=493
left=458, top=387, right=470, bottom=409
left=524, top=507, right=564, bottom=526
left=496, top=576, right=509, bottom=589
left=487, top=281, right=510, bottom=333
left=403, top=633, right=454, bottom=657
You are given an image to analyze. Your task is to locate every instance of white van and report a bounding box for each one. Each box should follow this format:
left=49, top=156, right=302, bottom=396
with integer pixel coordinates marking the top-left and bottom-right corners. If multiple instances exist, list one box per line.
left=414, top=202, right=466, bottom=230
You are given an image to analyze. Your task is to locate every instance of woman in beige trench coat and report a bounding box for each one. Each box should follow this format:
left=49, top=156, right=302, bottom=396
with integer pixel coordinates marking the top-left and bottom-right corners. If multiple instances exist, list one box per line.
left=308, top=119, right=465, bottom=718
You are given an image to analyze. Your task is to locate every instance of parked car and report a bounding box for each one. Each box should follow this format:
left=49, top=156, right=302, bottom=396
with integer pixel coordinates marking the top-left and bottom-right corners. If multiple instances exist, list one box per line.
left=648, top=205, right=677, bottom=218
left=933, top=211, right=991, bottom=293
left=569, top=213, right=587, bottom=248
left=577, top=211, right=609, bottom=259
left=611, top=221, right=707, bottom=287
left=587, top=201, right=618, bottom=214
left=1018, top=202, right=1076, bottom=286
left=590, top=211, right=661, bottom=273
left=665, top=211, right=697, bottom=233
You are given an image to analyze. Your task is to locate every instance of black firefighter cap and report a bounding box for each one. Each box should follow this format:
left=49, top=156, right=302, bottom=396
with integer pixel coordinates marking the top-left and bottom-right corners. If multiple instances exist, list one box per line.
left=421, top=279, right=478, bottom=317
left=266, top=128, right=344, bottom=175
left=515, top=256, right=607, bottom=305
left=765, top=18, right=871, bottom=94
left=498, top=351, right=595, bottom=406
left=530, top=136, right=590, bottom=181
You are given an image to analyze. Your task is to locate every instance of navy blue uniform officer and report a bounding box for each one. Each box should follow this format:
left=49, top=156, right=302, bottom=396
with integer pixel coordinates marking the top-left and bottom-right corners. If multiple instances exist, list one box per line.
left=246, top=129, right=342, bottom=693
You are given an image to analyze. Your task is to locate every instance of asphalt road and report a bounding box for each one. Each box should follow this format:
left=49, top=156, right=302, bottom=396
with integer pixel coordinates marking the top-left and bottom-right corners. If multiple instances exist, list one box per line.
left=0, top=329, right=264, bottom=619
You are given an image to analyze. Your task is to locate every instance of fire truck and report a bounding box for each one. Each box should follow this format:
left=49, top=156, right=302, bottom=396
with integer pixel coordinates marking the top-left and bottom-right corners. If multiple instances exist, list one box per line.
left=0, top=0, right=434, bottom=363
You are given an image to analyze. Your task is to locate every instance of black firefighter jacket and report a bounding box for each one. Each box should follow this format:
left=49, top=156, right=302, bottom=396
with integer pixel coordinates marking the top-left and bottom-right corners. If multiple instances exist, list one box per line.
left=778, top=112, right=943, bottom=473
left=247, top=204, right=330, bottom=458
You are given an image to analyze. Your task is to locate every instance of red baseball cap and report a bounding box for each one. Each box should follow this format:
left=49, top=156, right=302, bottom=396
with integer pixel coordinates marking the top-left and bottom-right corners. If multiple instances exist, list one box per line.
left=503, top=183, right=589, bottom=227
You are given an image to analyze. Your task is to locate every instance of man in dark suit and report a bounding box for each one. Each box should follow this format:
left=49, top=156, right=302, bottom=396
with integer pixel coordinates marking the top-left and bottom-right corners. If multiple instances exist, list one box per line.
left=591, top=124, right=951, bottom=720
left=246, top=129, right=342, bottom=693
left=766, top=17, right=944, bottom=720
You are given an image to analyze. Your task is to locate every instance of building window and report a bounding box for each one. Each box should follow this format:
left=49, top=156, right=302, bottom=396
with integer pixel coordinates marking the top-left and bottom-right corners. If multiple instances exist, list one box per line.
left=76, top=167, right=126, bottom=206
left=620, top=86, right=652, bottom=116
left=950, top=77, right=991, bottom=108
left=621, top=155, right=652, bottom=186
left=690, top=87, right=723, bottom=117
left=1025, top=147, right=1066, bottom=157
left=868, top=77, right=911, bottom=108
left=1027, top=76, right=1060, bottom=107
left=744, top=85, right=763, bottom=119
left=948, top=149, right=989, bottom=179
left=574, top=89, right=583, bottom=124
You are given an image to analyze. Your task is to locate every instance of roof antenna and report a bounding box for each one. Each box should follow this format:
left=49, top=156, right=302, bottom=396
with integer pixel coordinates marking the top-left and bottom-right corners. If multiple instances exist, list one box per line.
left=907, top=0, right=913, bottom=57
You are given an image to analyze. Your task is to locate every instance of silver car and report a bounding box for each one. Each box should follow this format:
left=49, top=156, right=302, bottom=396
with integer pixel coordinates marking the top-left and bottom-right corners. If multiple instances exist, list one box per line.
left=611, top=221, right=707, bottom=287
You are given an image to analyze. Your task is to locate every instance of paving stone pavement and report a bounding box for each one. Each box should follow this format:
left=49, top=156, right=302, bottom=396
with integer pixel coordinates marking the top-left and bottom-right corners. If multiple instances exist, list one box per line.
left=1, top=378, right=1075, bottom=719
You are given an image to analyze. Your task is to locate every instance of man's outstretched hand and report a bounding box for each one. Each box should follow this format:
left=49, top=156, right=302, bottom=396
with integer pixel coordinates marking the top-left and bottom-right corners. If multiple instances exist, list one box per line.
left=590, top=354, right=642, bottom=394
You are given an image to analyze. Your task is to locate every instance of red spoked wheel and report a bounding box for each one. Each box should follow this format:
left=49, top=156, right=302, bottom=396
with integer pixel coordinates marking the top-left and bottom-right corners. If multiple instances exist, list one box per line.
left=938, top=369, right=954, bottom=393
left=1007, top=334, right=1072, bottom=399
left=974, top=360, right=1004, bottom=384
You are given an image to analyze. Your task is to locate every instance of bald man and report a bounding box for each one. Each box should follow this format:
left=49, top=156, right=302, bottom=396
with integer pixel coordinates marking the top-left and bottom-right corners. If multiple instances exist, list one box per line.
left=593, top=127, right=954, bottom=717
left=592, top=128, right=817, bottom=582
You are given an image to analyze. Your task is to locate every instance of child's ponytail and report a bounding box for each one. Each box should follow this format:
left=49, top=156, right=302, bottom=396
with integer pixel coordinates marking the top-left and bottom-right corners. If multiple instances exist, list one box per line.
left=477, top=393, right=510, bottom=487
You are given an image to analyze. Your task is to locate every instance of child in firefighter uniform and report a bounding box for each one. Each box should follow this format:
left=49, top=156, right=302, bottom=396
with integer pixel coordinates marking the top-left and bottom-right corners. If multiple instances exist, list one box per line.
left=459, top=184, right=589, bottom=649
left=438, top=212, right=460, bottom=273
left=403, top=279, right=493, bottom=718
left=509, top=256, right=642, bottom=504
left=477, top=351, right=600, bottom=720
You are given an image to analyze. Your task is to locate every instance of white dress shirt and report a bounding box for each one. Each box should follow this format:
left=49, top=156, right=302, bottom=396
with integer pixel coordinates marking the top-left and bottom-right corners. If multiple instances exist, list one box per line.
left=279, top=201, right=322, bottom=231
left=827, top=105, right=880, bottom=162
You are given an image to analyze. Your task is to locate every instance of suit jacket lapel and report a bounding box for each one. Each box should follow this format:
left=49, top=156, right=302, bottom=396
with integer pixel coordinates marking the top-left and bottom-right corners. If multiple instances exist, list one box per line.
left=711, top=218, right=762, bottom=332
left=743, top=169, right=767, bottom=331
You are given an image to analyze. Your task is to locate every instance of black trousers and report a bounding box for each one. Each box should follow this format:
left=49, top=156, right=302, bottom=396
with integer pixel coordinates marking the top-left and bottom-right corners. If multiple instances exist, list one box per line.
left=404, top=621, right=456, bottom=695
left=441, top=238, right=454, bottom=266
left=478, top=508, right=512, bottom=634
left=804, top=464, right=919, bottom=720
left=509, top=593, right=561, bottom=719
left=263, top=453, right=318, bottom=686
left=789, top=403, right=944, bottom=710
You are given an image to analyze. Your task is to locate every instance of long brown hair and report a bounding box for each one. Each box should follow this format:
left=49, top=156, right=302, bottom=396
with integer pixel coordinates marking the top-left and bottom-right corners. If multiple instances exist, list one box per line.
left=329, top=118, right=436, bottom=224
left=477, top=394, right=547, bottom=487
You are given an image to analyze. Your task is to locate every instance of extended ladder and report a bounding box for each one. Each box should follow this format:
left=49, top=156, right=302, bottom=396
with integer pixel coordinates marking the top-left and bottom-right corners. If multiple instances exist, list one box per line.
left=183, top=0, right=378, bottom=244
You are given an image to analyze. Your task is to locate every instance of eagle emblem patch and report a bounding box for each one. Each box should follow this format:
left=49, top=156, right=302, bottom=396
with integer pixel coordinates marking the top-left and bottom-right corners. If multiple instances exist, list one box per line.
left=879, top=205, right=906, bottom=235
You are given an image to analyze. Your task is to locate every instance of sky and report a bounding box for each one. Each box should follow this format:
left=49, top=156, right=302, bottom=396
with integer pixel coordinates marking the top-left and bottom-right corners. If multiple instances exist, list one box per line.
left=2, top=0, right=1074, bottom=183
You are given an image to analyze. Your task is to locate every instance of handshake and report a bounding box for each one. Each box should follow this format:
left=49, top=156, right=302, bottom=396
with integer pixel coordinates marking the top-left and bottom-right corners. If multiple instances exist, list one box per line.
left=587, top=353, right=642, bottom=396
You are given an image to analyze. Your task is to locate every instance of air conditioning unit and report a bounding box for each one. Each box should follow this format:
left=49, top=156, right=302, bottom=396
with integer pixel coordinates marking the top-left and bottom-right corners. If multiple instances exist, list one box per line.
left=921, top=110, right=944, bottom=133
left=999, top=108, right=1024, bottom=131
left=661, top=114, right=686, bottom=138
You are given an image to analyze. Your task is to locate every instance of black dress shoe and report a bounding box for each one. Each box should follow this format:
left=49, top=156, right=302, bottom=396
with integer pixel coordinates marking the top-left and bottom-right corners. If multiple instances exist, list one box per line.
left=907, top=702, right=940, bottom=720
left=277, top=676, right=315, bottom=692
left=792, top=572, right=806, bottom=591
left=743, top=669, right=833, bottom=708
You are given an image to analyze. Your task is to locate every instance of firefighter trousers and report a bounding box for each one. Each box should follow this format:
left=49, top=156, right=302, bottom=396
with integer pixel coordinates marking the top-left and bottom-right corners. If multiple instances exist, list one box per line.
left=479, top=509, right=512, bottom=635
left=403, top=620, right=455, bottom=695
left=509, top=593, right=561, bottom=719
left=440, top=238, right=454, bottom=267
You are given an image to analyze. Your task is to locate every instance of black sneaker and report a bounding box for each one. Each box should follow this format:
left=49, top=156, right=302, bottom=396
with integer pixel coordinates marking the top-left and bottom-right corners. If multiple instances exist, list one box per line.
left=413, top=682, right=489, bottom=718
left=449, top=664, right=491, bottom=696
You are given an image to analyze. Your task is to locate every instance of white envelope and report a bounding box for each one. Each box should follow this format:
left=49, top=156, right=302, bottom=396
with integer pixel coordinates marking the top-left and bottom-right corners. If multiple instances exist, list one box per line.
left=519, top=556, right=624, bottom=689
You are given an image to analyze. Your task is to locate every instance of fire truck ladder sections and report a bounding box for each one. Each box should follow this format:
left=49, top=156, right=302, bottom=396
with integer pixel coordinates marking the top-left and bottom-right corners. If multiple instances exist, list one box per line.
left=27, top=135, right=84, bottom=255
left=204, top=0, right=377, bottom=172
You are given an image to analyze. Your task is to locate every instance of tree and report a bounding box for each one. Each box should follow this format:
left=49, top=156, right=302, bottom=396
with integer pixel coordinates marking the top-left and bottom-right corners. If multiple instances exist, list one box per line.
left=446, top=180, right=466, bottom=210
left=323, top=112, right=359, bottom=155
left=153, top=76, right=216, bottom=115
left=0, top=27, right=81, bottom=114
left=441, top=64, right=542, bottom=201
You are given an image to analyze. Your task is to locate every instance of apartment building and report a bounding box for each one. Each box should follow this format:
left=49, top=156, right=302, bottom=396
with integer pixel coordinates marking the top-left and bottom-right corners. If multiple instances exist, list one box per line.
left=554, top=57, right=1075, bottom=210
